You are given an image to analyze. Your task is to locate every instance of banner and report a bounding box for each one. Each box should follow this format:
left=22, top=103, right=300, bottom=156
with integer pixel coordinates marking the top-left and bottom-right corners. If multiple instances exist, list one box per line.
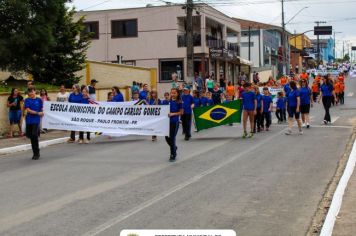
left=42, top=102, right=169, bottom=136
left=193, top=100, right=242, bottom=132
left=259, top=87, right=283, bottom=106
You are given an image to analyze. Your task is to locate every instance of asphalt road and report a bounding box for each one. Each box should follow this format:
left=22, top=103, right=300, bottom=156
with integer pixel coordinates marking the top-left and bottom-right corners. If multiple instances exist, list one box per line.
left=0, top=77, right=355, bottom=236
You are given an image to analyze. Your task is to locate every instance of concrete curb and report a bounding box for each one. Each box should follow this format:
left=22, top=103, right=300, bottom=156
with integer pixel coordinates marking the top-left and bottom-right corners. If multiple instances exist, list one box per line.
left=0, top=137, right=70, bottom=156
left=320, top=138, right=356, bottom=236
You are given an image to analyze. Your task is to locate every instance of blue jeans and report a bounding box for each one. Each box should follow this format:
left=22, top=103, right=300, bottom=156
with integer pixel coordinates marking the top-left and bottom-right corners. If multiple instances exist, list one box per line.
left=9, top=110, right=22, bottom=124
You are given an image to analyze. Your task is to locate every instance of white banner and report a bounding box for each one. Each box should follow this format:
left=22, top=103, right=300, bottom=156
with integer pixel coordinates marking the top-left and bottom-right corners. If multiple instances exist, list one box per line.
left=259, top=87, right=283, bottom=106
left=42, top=102, right=170, bottom=136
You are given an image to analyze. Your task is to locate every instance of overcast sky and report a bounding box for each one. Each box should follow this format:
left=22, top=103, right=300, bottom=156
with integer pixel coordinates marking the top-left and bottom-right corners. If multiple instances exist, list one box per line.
left=70, top=0, right=356, bottom=58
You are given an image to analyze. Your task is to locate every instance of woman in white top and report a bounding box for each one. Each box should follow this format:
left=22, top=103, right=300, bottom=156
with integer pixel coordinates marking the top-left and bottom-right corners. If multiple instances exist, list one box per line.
left=56, top=85, right=69, bottom=102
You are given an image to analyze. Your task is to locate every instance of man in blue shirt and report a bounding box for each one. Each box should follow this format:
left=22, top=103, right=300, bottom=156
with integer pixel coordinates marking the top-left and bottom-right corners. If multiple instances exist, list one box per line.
left=181, top=87, right=194, bottom=140
left=24, top=88, right=43, bottom=160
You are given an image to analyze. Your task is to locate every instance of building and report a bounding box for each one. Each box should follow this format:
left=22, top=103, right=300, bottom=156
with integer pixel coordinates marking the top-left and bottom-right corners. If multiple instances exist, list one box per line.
left=75, top=4, right=251, bottom=93
left=234, top=18, right=291, bottom=77
left=289, top=34, right=312, bottom=71
left=310, top=38, right=335, bottom=64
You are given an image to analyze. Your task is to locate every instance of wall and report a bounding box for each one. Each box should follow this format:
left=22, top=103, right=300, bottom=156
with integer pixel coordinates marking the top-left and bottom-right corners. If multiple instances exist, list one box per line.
left=0, top=61, right=156, bottom=135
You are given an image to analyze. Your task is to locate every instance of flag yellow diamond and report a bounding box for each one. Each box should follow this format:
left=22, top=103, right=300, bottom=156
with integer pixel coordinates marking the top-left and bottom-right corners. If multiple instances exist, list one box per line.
left=199, top=105, right=238, bottom=124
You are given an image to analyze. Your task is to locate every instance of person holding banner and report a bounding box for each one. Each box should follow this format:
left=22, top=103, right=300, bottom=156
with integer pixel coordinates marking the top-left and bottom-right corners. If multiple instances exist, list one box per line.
left=67, top=84, right=83, bottom=143
left=78, top=88, right=94, bottom=144
left=24, top=88, right=44, bottom=160
left=241, top=82, right=257, bottom=138
left=165, top=88, right=183, bottom=162
left=181, top=87, right=194, bottom=141
left=112, top=86, right=124, bottom=102
left=285, top=81, right=303, bottom=135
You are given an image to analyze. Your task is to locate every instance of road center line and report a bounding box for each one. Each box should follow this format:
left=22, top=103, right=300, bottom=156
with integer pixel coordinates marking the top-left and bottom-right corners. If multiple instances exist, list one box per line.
left=82, top=128, right=287, bottom=236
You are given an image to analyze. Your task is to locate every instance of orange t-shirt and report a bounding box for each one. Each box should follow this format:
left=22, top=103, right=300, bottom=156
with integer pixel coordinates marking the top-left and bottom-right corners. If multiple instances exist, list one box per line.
left=226, top=85, right=235, bottom=97
left=315, top=76, right=321, bottom=84
left=280, top=77, right=287, bottom=86
left=300, top=73, right=309, bottom=80
left=312, top=84, right=319, bottom=93
left=340, top=83, right=345, bottom=92
left=334, top=82, right=341, bottom=94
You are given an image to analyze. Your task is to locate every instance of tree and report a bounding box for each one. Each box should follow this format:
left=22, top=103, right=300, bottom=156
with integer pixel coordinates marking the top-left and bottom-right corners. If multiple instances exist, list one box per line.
left=343, top=53, right=350, bottom=62
left=30, top=8, right=91, bottom=87
left=0, top=0, right=91, bottom=87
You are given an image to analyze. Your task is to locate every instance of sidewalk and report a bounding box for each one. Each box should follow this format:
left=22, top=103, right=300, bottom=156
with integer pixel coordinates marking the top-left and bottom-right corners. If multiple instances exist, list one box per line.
left=333, top=169, right=356, bottom=235
left=0, top=131, right=70, bottom=155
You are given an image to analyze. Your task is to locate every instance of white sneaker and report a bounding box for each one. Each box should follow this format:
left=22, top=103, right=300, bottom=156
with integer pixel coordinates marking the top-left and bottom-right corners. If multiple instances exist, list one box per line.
left=302, top=123, right=306, bottom=128
left=285, top=129, right=292, bottom=135
left=299, top=130, right=303, bottom=135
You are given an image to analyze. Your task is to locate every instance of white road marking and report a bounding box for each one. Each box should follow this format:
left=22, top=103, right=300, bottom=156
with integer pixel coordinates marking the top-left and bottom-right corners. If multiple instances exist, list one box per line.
left=82, top=129, right=287, bottom=236
left=347, top=92, right=354, bottom=97
left=0, top=139, right=232, bottom=233
left=320, top=139, right=356, bottom=236
left=331, top=116, right=340, bottom=124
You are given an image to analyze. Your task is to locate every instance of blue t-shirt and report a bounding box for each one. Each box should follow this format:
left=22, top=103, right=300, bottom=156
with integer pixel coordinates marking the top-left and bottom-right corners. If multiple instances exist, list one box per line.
left=148, top=98, right=161, bottom=105
left=242, top=91, right=256, bottom=111
left=139, top=90, right=148, bottom=100
left=68, top=93, right=83, bottom=103
left=193, top=97, right=201, bottom=108
left=256, top=93, right=263, bottom=109
left=276, top=97, right=286, bottom=110
left=162, top=99, right=169, bottom=105
left=24, top=98, right=43, bottom=125
left=81, top=97, right=90, bottom=104
left=287, top=89, right=300, bottom=107
left=206, top=98, right=214, bottom=106
left=182, top=94, right=194, bottom=114
left=321, top=84, right=333, bottom=97
left=284, top=84, right=291, bottom=97
left=169, top=100, right=182, bottom=123
left=112, top=93, right=124, bottom=102
left=299, top=87, right=311, bottom=105
left=262, top=95, right=273, bottom=113
left=200, top=97, right=208, bottom=106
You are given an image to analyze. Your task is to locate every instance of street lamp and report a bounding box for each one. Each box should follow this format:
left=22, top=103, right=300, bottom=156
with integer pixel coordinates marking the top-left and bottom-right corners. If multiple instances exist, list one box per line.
left=333, top=31, right=342, bottom=61
left=286, top=6, right=309, bottom=25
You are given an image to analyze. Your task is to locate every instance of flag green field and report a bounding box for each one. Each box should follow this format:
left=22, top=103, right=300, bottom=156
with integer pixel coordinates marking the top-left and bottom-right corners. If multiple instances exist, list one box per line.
left=193, top=100, right=242, bottom=132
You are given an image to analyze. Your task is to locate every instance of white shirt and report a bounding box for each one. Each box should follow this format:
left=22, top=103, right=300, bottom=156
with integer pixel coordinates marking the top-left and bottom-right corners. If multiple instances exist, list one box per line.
left=56, top=92, right=69, bottom=102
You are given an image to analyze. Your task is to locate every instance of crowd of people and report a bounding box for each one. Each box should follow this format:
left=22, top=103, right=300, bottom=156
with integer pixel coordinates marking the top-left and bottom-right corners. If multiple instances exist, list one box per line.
left=6, top=69, right=347, bottom=161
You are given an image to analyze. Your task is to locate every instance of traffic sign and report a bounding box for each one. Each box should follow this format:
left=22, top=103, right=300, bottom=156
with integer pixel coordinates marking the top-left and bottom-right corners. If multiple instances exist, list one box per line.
left=314, top=26, right=332, bottom=35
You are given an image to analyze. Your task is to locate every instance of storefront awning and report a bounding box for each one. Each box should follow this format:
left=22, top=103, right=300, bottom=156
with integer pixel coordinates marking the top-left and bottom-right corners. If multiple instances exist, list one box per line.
left=236, top=57, right=253, bottom=66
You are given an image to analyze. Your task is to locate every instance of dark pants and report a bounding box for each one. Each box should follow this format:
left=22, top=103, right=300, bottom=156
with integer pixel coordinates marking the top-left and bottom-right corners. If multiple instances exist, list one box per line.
left=275, top=109, right=285, bottom=122
left=312, top=92, right=319, bottom=102
left=79, top=132, right=91, bottom=140
left=26, top=124, right=40, bottom=156
left=254, top=108, right=263, bottom=131
left=322, top=96, right=332, bottom=122
left=262, top=112, right=271, bottom=128
left=181, top=113, right=192, bottom=138
left=339, top=92, right=344, bottom=105
left=165, top=122, right=179, bottom=157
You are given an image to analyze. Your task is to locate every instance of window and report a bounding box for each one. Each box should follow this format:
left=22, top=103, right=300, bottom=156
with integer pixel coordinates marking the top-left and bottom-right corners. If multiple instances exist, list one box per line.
left=160, top=60, right=184, bottom=82
left=111, top=19, right=138, bottom=38
left=122, top=60, right=136, bottom=66
left=83, top=21, right=99, bottom=39
left=240, top=42, right=254, bottom=47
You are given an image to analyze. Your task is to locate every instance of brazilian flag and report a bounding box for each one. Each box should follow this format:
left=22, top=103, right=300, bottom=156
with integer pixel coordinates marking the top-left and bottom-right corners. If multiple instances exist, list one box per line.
left=193, top=100, right=242, bottom=132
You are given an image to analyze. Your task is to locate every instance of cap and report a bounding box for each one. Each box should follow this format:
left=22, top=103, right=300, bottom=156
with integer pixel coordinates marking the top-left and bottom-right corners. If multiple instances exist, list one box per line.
left=91, top=79, right=98, bottom=83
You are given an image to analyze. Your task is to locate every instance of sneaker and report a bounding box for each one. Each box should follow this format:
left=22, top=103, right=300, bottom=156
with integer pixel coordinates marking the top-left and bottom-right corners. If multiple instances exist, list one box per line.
left=285, top=129, right=292, bottom=135
left=242, top=132, right=248, bottom=138
left=299, top=130, right=303, bottom=135
left=169, top=155, right=176, bottom=162
left=306, top=123, right=310, bottom=129
left=33, top=154, right=40, bottom=160
left=78, top=140, right=84, bottom=144
left=67, top=138, right=75, bottom=143
left=323, top=120, right=327, bottom=125
left=248, top=133, right=254, bottom=138
left=302, top=123, right=306, bottom=128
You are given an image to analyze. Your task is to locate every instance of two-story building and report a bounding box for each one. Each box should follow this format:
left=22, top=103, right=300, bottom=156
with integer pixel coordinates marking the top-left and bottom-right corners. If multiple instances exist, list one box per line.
left=76, top=4, right=250, bottom=93
left=289, top=34, right=312, bottom=71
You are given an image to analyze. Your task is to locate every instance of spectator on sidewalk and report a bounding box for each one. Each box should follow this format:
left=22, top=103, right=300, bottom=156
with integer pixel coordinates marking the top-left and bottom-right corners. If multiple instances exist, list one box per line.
left=24, top=88, right=44, bottom=160
left=56, top=85, right=69, bottom=102
left=7, top=88, right=24, bottom=138
left=87, top=79, right=98, bottom=101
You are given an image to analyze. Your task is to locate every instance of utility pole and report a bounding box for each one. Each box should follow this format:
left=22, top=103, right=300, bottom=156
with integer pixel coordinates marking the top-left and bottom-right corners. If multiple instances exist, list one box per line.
left=186, top=0, right=194, bottom=86
left=342, top=41, right=345, bottom=59
left=281, top=0, right=287, bottom=75
left=333, top=31, right=342, bottom=61
left=248, top=26, right=251, bottom=61
left=315, top=21, right=326, bottom=66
